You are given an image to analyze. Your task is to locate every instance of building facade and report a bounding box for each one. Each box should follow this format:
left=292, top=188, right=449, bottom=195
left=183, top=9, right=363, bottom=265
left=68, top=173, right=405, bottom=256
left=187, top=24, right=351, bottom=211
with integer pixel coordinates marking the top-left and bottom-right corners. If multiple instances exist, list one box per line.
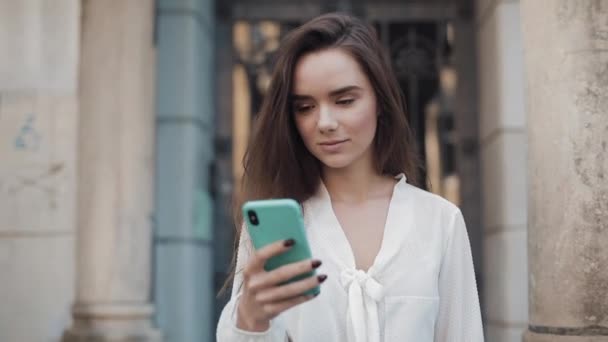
left=0, top=0, right=606, bottom=341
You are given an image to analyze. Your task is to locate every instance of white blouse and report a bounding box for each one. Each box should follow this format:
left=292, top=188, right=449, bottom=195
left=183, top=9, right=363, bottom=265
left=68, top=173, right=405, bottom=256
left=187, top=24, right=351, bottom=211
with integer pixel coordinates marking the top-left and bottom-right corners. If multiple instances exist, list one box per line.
left=217, top=174, right=484, bottom=341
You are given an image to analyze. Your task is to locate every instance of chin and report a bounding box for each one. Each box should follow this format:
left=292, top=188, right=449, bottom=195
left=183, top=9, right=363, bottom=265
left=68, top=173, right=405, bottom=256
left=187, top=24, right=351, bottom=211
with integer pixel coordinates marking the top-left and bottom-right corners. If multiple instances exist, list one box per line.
left=316, top=154, right=355, bottom=170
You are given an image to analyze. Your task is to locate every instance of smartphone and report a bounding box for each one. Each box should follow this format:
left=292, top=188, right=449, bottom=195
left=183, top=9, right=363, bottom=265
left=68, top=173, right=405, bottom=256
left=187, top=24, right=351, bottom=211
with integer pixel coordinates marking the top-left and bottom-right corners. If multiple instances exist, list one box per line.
left=242, top=198, right=320, bottom=296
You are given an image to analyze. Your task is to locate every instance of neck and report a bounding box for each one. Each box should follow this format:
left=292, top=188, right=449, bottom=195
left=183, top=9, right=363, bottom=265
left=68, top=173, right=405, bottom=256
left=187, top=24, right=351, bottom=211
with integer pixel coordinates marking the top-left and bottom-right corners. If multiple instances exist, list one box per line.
left=322, top=161, right=392, bottom=204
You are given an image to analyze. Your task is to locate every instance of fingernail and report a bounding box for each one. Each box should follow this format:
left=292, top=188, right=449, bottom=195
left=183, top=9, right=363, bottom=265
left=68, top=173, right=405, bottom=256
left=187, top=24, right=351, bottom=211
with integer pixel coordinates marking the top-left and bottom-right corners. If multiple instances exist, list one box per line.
left=317, top=274, right=327, bottom=283
left=311, top=260, right=322, bottom=269
left=284, top=238, right=295, bottom=247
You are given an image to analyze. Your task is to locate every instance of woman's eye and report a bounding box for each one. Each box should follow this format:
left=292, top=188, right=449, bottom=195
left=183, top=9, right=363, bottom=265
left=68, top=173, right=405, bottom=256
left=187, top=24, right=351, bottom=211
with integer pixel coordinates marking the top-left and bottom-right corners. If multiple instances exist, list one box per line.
left=337, top=98, right=355, bottom=105
left=294, top=104, right=313, bottom=113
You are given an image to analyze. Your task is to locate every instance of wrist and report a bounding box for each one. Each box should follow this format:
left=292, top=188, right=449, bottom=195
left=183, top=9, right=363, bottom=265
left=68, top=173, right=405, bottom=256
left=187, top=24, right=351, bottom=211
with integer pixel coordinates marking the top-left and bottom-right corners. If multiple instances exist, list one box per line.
left=236, top=303, right=270, bottom=332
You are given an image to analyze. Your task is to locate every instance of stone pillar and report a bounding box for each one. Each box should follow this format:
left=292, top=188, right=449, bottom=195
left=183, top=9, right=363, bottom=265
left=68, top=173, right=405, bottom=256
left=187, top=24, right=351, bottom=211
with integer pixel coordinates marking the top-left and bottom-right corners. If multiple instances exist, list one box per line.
left=62, top=1, right=161, bottom=340
left=476, top=0, right=529, bottom=340
left=154, top=0, right=216, bottom=340
left=0, top=1, right=79, bottom=341
left=521, top=1, right=608, bottom=341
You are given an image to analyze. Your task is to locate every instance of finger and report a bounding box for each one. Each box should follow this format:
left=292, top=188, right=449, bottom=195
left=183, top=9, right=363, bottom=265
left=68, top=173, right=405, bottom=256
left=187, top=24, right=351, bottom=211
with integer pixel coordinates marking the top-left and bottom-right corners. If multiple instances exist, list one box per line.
left=248, top=258, right=321, bottom=292
left=264, top=294, right=316, bottom=317
left=256, top=274, right=326, bottom=303
left=248, top=238, right=295, bottom=271
left=260, top=259, right=321, bottom=288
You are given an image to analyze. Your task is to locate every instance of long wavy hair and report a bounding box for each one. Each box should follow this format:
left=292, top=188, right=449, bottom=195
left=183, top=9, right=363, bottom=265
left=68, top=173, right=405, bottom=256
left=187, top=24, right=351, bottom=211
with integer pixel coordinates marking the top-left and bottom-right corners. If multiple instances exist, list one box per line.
left=220, top=12, right=422, bottom=296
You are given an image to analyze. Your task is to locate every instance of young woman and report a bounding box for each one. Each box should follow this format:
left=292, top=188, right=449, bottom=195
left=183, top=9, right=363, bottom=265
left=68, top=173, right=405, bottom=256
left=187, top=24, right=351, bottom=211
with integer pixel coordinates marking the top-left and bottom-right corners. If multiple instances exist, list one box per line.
left=217, top=13, right=483, bottom=342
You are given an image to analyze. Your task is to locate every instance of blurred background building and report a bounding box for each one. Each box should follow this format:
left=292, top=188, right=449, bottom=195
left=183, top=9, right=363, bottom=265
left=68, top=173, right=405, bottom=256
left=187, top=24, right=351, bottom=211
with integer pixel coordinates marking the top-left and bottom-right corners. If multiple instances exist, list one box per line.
left=0, top=0, right=606, bottom=342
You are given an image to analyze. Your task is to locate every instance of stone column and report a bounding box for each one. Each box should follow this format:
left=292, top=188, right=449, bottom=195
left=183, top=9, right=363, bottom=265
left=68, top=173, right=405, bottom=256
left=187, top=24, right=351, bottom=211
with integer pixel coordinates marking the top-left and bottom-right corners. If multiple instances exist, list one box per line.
left=153, top=0, right=216, bottom=340
left=0, top=1, right=79, bottom=341
left=62, top=1, right=161, bottom=340
left=476, top=0, right=529, bottom=340
left=521, top=1, right=608, bottom=341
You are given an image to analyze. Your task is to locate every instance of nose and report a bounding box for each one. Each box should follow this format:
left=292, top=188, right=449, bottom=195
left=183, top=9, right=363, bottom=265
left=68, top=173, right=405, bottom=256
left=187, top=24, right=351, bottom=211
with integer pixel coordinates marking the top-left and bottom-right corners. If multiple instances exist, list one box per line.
left=318, top=105, right=338, bottom=133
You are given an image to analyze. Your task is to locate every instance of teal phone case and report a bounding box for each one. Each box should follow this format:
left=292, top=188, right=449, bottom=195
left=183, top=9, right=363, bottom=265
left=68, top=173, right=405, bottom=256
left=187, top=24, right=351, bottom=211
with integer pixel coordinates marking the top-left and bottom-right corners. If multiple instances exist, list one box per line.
left=242, top=198, right=320, bottom=296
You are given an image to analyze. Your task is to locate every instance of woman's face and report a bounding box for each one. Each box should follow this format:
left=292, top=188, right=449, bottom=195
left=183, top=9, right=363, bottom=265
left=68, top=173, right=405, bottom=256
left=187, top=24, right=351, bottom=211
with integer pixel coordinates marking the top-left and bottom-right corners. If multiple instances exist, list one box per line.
left=292, top=48, right=378, bottom=172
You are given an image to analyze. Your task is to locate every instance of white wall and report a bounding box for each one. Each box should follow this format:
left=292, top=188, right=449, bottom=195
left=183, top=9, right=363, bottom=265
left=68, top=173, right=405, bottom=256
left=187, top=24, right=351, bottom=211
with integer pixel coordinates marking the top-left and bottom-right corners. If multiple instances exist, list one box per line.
left=0, top=1, right=79, bottom=341
left=476, top=0, right=529, bottom=341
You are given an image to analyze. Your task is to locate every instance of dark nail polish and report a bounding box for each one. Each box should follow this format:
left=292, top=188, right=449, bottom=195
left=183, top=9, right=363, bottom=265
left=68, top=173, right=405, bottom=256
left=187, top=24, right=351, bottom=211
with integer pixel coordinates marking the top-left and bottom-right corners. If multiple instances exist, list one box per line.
left=317, top=274, right=327, bottom=283
left=311, top=260, right=322, bottom=269
left=284, top=238, right=295, bottom=247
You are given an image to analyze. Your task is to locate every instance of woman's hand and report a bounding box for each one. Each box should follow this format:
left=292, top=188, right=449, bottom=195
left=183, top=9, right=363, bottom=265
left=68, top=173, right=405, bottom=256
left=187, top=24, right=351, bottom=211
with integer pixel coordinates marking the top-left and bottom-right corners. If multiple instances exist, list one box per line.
left=236, top=238, right=327, bottom=332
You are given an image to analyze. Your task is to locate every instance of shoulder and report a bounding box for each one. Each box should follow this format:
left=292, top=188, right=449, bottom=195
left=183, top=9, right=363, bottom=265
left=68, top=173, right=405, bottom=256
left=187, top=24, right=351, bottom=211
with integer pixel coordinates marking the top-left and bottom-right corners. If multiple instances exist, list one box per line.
left=398, top=184, right=467, bottom=258
left=400, top=182, right=461, bottom=219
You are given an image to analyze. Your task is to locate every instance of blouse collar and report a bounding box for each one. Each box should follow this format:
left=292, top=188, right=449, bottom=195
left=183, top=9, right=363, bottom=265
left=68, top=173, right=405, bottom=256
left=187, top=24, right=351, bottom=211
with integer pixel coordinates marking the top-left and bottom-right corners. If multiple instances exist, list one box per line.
left=305, top=172, right=407, bottom=342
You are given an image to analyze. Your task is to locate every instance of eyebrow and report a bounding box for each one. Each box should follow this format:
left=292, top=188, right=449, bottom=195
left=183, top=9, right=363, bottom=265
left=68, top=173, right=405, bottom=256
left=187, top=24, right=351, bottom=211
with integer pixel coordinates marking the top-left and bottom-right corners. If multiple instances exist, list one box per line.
left=291, top=85, right=363, bottom=101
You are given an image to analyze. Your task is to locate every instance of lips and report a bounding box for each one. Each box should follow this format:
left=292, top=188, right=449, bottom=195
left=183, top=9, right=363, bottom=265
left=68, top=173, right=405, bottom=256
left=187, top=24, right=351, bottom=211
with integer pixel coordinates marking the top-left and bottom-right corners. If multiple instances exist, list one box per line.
left=318, top=139, right=349, bottom=153
left=319, top=139, right=348, bottom=146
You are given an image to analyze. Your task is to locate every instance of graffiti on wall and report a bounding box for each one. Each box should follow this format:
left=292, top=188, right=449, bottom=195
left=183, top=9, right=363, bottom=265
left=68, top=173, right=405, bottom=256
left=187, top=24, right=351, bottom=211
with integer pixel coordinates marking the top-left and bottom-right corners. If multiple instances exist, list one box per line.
left=14, top=112, right=41, bottom=151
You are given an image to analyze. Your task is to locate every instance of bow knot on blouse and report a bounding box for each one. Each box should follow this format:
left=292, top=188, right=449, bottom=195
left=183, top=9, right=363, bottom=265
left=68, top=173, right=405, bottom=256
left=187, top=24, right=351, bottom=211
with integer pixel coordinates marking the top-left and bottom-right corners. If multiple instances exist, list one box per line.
left=339, top=268, right=385, bottom=342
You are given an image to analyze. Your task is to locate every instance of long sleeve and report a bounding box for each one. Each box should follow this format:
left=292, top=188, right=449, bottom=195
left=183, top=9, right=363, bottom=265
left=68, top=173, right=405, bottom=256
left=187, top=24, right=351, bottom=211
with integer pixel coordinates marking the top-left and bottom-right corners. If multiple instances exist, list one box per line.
left=216, top=226, right=289, bottom=342
left=434, top=209, right=484, bottom=342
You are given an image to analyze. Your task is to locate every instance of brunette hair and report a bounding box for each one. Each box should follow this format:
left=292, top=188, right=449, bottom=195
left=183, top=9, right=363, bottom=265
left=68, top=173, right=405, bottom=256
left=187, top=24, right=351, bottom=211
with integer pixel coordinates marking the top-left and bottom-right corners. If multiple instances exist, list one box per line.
left=219, top=12, right=421, bottom=296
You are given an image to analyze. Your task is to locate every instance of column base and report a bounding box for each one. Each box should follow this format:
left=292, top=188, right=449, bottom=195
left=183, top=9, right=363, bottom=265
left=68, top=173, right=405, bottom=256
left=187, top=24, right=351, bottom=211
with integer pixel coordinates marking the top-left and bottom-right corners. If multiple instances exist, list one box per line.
left=524, top=330, right=608, bottom=342
left=62, top=303, right=162, bottom=342
left=62, top=328, right=162, bottom=342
